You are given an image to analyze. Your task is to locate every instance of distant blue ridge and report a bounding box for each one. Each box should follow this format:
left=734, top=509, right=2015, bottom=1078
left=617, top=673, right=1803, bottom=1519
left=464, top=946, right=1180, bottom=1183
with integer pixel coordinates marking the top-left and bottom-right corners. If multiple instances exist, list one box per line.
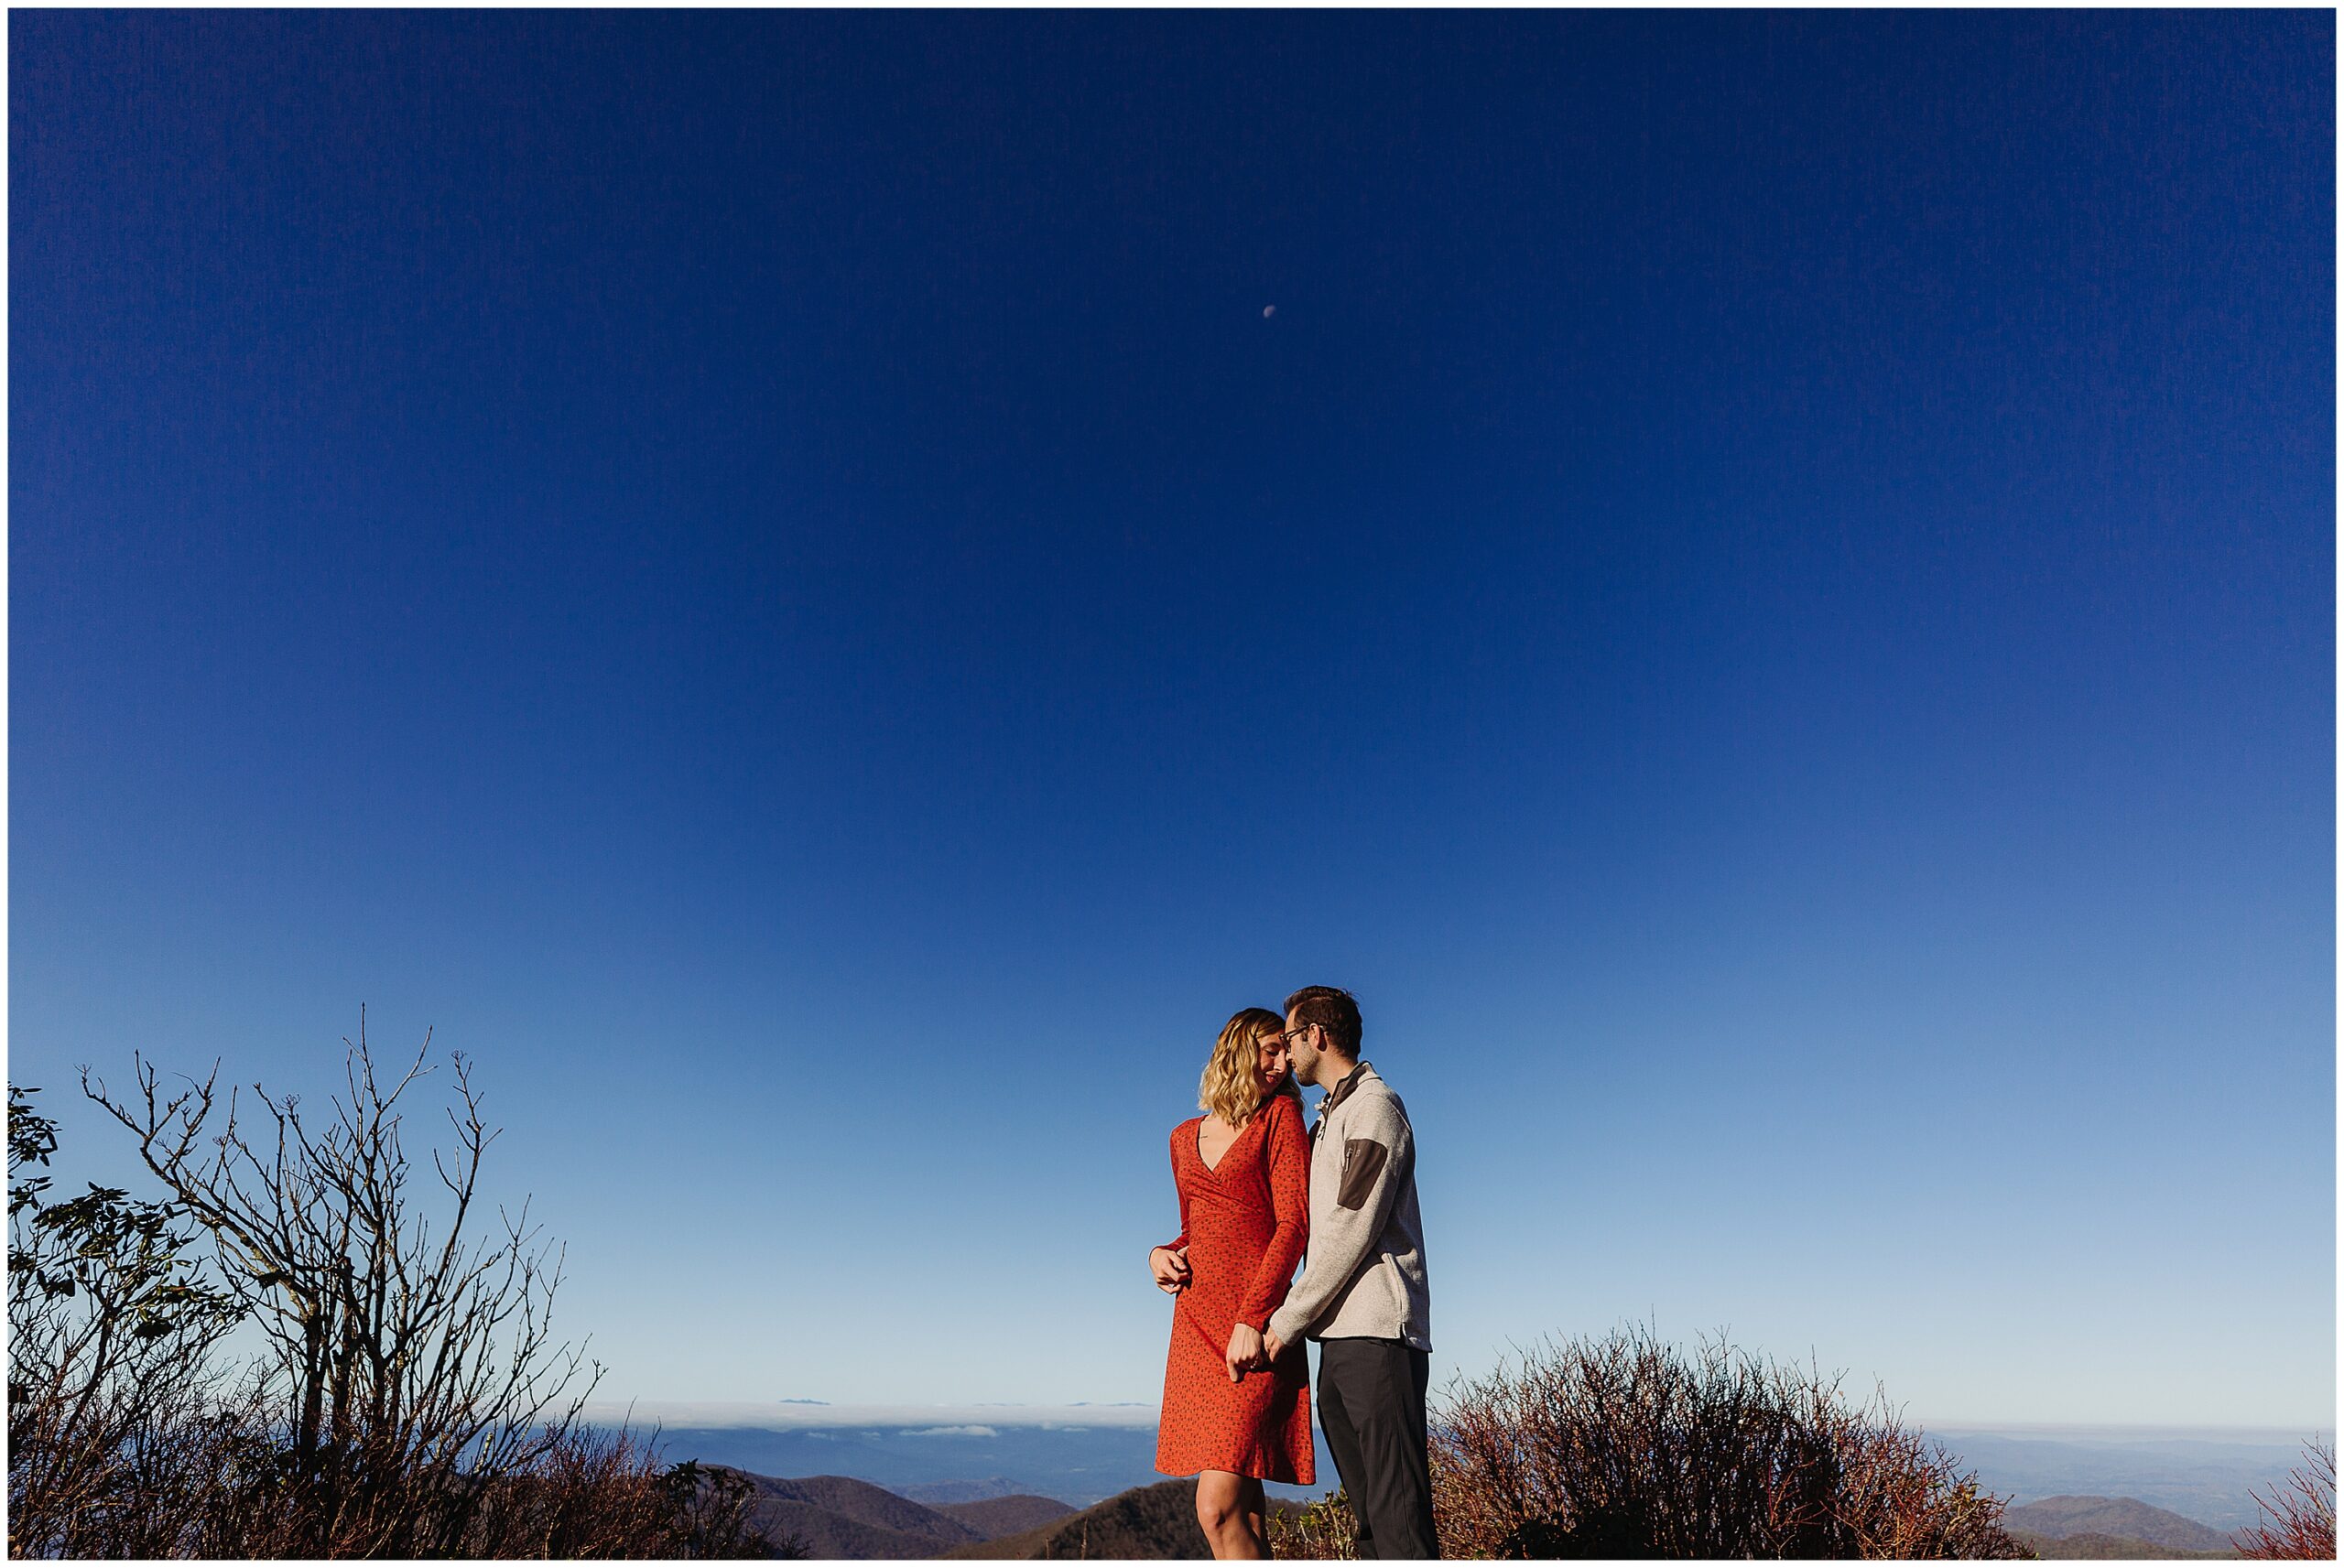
left=627, top=1420, right=2321, bottom=1524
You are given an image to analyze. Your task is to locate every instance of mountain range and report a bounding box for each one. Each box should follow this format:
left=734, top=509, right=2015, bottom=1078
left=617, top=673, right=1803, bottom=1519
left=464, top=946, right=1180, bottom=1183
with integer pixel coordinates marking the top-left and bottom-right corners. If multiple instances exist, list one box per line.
left=936, top=1477, right=1215, bottom=1560
left=733, top=1471, right=2259, bottom=1561
left=646, top=1414, right=2313, bottom=1527
left=2003, top=1495, right=2238, bottom=1559
left=648, top=1415, right=2315, bottom=1555
left=732, top=1472, right=1076, bottom=1559
left=2002, top=1495, right=2233, bottom=1552
left=1931, top=1429, right=2316, bottom=1533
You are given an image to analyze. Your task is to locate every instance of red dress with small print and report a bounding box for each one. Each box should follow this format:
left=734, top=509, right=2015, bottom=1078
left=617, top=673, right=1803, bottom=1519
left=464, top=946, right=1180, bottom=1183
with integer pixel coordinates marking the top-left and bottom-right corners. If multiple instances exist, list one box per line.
left=1154, top=1093, right=1316, bottom=1484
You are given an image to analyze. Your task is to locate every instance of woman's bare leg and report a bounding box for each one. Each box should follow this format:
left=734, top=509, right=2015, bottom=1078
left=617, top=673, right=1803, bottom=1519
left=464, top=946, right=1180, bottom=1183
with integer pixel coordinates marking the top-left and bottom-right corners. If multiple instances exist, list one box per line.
left=1196, top=1469, right=1269, bottom=1560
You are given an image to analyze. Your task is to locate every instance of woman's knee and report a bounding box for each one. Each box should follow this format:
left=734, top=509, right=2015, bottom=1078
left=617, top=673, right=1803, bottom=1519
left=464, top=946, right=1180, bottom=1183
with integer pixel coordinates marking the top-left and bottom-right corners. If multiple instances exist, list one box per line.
left=1195, top=1473, right=1243, bottom=1533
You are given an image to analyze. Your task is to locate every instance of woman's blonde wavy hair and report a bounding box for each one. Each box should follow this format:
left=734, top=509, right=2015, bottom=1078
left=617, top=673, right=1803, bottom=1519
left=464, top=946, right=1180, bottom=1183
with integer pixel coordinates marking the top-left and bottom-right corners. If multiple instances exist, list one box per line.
left=1198, top=1007, right=1302, bottom=1129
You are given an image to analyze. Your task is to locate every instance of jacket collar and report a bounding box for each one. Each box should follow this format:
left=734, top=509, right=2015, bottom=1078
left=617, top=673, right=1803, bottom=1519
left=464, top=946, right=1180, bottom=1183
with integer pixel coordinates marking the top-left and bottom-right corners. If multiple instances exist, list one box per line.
left=1312, top=1059, right=1375, bottom=1139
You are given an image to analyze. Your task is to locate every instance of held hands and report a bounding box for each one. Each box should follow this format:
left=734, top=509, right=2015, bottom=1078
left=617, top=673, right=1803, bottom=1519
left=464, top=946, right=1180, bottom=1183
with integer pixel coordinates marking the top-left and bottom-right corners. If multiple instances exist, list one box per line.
left=1225, top=1322, right=1268, bottom=1382
left=1148, top=1246, right=1192, bottom=1296
left=1158, top=1250, right=1278, bottom=1380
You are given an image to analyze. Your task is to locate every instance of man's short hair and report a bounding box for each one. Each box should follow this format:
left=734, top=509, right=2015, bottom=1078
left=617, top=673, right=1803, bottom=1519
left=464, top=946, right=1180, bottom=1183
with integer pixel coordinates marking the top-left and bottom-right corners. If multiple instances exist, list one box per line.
left=1284, top=986, right=1362, bottom=1059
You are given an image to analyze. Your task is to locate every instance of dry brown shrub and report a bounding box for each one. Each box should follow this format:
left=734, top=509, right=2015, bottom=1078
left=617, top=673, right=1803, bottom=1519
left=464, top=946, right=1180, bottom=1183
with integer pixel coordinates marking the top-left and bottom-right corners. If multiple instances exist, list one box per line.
left=2234, top=1438, right=2336, bottom=1561
left=1267, top=1325, right=2026, bottom=1560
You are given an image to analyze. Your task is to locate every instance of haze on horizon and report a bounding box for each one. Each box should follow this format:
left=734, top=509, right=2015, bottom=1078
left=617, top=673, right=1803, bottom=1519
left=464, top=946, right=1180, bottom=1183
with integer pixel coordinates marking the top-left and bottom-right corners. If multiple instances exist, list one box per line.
left=11, top=10, right=2333, bottom=1434
left=578, top=1400, right=2326, bottom=1446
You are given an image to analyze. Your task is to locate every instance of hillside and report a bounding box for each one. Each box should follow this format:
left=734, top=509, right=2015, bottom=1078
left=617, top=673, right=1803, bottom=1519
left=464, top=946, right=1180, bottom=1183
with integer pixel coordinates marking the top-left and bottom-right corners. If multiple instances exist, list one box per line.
left=2010, top=1529, right=2235, bottom=1560
left=905, top=1477, right=1044, bottom=1506
left=938, top=1496, right=1080, bottom=1539
left=736, top=1472, right=984, bottom=1558
left=717, top=1470, right=1080, bottom=1559
left=2004, top=1496, right=2232, bottom=1552
left=938, top=1477, right=1215, bottom=1560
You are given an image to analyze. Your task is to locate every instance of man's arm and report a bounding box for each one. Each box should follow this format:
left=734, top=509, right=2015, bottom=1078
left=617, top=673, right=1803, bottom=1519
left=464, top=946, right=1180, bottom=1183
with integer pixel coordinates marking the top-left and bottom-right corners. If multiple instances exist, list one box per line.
left=1266, top=1092, right=1413, bottom=1349
left=1230, top=1098, right=1310, bottom=1377
left=1238, top=1098, right=1310, bottom=1329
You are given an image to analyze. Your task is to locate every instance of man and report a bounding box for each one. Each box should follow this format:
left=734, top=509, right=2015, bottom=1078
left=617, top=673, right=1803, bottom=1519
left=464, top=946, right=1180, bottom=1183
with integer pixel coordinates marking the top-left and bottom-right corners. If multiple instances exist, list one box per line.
left=1247, top=985, right=1437, bottom=1559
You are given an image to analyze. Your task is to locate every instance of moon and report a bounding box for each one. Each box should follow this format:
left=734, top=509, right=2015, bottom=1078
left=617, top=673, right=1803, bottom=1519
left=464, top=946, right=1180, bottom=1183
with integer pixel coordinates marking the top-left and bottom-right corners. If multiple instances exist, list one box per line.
left=1262, top=305, right=1276, bottom=319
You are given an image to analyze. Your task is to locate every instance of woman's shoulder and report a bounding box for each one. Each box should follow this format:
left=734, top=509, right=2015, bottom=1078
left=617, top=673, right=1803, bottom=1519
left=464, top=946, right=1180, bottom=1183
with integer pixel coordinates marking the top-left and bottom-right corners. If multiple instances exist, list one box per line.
left=1261, top=1093, right=1305, bottom=1129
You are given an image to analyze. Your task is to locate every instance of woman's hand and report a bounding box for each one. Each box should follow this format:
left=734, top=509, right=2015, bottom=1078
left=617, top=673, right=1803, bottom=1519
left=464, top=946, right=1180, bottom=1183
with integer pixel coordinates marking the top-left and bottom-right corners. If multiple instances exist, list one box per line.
left=1225, top=1322, right=1266, bottom=1382
left=1148, top=1246, right=1192, bottom=1295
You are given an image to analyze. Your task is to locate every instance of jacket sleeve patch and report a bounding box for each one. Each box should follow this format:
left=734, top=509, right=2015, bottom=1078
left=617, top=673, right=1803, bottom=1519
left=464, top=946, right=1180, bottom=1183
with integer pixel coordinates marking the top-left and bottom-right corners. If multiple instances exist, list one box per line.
left=1338, top=1138, right=1389, bottom=1209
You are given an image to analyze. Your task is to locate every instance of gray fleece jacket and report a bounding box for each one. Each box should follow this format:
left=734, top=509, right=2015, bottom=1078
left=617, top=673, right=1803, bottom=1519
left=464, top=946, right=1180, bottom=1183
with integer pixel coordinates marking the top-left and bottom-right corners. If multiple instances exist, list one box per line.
left=1266, top=1061, right=1432, bottom=1352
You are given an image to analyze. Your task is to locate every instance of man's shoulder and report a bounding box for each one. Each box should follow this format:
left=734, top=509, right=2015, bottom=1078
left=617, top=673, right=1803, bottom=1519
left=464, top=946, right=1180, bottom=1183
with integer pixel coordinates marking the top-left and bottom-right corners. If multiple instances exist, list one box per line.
left=1339, top=1070, right=1411, bottom=1127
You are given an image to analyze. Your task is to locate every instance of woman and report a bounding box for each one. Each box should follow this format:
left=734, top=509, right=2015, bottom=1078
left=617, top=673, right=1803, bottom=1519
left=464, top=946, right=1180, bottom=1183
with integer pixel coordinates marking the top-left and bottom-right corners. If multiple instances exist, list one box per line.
left=1148, top=1006, right=1315, bottom=1560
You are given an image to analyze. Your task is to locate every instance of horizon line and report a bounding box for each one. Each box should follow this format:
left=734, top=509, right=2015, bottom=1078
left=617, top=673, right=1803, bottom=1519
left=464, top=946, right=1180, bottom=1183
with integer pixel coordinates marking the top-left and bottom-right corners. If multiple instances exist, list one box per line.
left=579, top=1399, right=2333, bottom=1441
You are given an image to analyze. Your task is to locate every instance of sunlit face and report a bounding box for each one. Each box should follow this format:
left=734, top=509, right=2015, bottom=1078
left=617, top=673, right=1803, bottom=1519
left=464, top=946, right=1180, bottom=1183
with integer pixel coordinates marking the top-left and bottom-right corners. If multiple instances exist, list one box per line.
left=1283, top=1012, right=1322, bottom=1082
left=1253, top=1027, right=1291, bottom=1098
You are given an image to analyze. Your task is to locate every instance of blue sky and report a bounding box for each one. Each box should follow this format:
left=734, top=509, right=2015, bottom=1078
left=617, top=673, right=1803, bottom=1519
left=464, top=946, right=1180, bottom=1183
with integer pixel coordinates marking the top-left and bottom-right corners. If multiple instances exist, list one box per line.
left=12, top=11, right=2334, bottom=1430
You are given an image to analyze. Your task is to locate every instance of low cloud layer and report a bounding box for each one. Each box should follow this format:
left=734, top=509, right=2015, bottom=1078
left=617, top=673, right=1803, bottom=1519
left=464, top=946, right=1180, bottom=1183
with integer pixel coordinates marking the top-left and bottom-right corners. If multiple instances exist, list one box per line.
left=581, top=1399, right=1157, bottom=1432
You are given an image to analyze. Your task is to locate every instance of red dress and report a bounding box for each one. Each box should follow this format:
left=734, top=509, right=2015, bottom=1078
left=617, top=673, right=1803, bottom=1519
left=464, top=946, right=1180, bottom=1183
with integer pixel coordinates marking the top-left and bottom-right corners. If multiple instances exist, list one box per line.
left=1154, top=1093, right=1316, bottom=1484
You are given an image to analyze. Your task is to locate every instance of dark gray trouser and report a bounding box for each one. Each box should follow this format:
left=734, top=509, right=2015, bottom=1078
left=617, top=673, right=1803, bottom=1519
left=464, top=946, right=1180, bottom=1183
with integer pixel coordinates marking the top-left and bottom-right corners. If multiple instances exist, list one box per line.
left=1316, top=1336, right=1437, bottom=1560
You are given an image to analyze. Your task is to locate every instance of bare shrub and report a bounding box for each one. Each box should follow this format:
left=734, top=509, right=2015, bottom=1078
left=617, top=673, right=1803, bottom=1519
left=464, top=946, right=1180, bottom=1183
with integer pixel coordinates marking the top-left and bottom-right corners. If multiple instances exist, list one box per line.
left=10, top=1018, right=784, bottom=1558
left=2234, top=1437, right=2336, bottom=1561
left=79, top=1018, right=604, bottom=1554
left=1268, top=1325, right=2026, bottom=1560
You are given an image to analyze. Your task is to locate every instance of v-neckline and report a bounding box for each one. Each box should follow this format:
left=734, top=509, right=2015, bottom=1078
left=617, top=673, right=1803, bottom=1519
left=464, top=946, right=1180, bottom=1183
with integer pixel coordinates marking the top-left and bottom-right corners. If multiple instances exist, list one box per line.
left=1195, top=1112, right=1257, bottom=1177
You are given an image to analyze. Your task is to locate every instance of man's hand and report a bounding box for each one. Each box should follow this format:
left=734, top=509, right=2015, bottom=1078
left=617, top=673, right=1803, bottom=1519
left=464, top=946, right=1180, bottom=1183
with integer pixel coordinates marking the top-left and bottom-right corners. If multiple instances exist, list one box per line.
left=1264, top=1328, right=1286, bottom=1363
left=1148, top=1247, right=1191, bottom=1295
left=1225, top=1323, right=1266, bottom=1382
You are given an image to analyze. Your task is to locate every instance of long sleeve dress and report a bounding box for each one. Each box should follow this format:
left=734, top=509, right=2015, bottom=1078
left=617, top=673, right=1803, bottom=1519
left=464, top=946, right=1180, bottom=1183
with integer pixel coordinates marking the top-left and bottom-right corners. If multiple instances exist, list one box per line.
left=1153, top=1091, right=1316, bottom=1484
